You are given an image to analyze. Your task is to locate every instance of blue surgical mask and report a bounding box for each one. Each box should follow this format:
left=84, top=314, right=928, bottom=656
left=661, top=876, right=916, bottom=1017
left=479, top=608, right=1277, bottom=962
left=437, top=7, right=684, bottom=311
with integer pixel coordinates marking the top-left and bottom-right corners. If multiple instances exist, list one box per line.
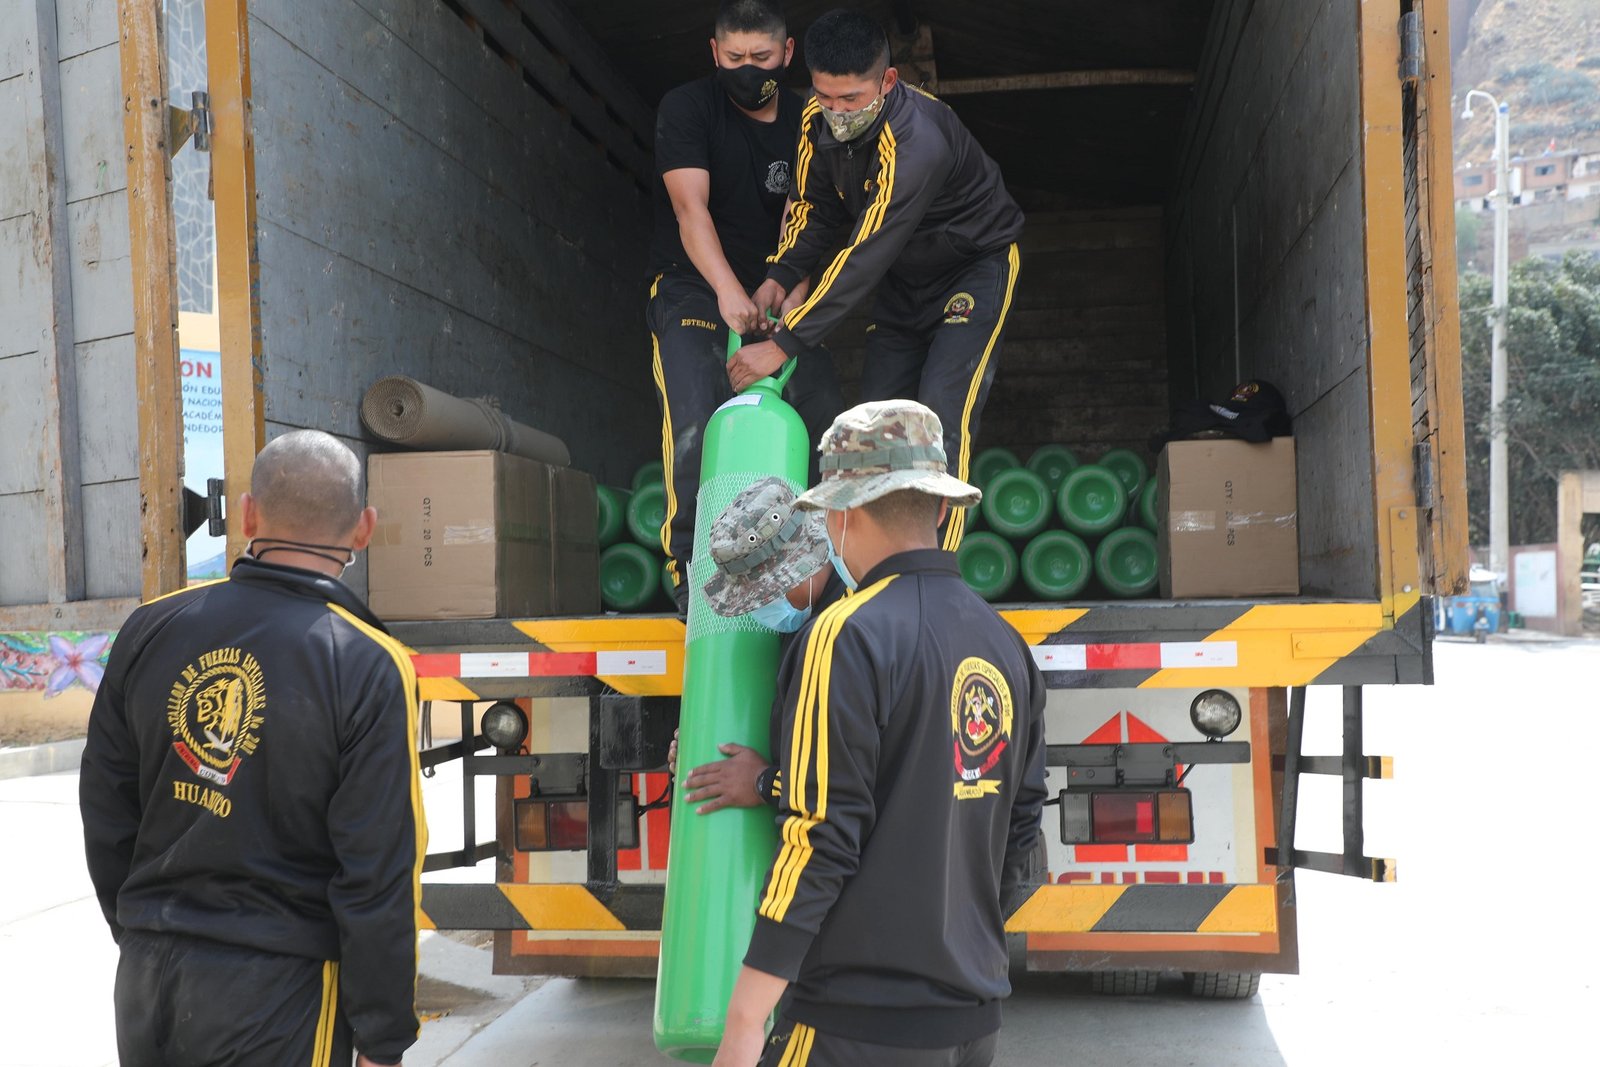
left=751, top=596, right=812, bottom=633
left=828, top=512, right=857, bottom=591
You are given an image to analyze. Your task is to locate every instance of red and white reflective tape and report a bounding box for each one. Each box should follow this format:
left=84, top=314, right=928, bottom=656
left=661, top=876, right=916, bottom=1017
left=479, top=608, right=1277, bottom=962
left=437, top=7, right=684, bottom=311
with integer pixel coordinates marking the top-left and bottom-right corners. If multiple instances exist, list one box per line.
left=410, top=650, right=668, bottom=679
left=1031, top=641, right=1238, bottom=672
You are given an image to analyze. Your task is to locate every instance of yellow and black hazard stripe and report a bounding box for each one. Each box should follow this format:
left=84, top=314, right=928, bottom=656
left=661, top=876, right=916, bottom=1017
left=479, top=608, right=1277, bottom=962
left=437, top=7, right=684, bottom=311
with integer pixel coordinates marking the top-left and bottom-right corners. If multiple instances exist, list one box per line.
left=390, top=614, right=685, bottom=700
left=420, top=882, right=662, bottom=932
left=771, top=99, right=822, bottom=265
left=1003, top=597, right=1432, bottom=690
left=781, top=122, right=898, bottom=336
left=389, top=597, right=1431, bottom=699
left=760, top=576, right=896, bottom=924
left=1006, top=883, right=1278, bottom=935
left=943, top=241, right=1022, bottom=553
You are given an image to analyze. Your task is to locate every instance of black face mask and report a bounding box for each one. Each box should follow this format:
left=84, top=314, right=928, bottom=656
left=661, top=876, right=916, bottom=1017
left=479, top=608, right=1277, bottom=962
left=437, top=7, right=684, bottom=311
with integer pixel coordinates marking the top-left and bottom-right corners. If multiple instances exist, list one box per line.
left=717, top=62, right=784, bottom=111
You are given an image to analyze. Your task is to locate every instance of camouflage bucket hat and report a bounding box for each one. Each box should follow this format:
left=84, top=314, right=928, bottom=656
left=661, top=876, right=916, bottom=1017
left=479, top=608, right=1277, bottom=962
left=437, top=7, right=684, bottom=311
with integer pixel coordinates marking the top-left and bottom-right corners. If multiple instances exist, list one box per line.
left=703, top=477, right=832, bottom=617
left=795, top=399, right=982, bottom=512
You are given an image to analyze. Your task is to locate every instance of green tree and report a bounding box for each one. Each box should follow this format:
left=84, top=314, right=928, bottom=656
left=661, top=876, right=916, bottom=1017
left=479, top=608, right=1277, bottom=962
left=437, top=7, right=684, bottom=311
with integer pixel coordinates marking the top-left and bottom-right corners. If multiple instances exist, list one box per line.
left=1459, top=252, right=1600, bottom=548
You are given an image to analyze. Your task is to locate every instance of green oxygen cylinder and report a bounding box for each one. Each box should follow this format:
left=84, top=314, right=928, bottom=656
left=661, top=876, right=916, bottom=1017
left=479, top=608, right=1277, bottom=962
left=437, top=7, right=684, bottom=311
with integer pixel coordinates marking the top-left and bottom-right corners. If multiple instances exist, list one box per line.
left=1057, top=464, right=1128, bottom=539
left=654, top=332, right=807, bottom=1062
left=1026, top=444, right=1079, bottom=496
left=596, top=486, right=632, bottom=549
left=627, top=482, right=668, bottom=549
left=1021, top=529, right=1093, bottom=600
left=957, top=531, right=1019, bottom=602
left=980, top=467, right=1053, bottom=540
left=970, top=446, right=1021, bottom=491
left=1098, top=447, right=1148, bottom=499
left=1137, top=478, right=1159, bottom=533
left=1094, top=527, right=1160, bottom=598
left=599, top=542, right=660, bottom=612
left=634, top=459, right=666, bottom=493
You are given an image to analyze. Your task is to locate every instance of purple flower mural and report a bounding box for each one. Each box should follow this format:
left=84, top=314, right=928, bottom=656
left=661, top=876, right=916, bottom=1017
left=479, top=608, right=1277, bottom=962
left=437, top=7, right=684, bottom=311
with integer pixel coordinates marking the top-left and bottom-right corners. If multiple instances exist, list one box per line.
left=0, top=632, right=115, bottom=695
left=46, top=634, right=110, bottom=696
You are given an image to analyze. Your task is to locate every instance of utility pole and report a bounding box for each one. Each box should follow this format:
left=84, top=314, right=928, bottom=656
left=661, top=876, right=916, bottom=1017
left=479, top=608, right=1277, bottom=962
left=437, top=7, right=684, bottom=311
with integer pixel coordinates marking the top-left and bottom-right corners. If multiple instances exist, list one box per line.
left=1463, top=90, right=1511, bottom=579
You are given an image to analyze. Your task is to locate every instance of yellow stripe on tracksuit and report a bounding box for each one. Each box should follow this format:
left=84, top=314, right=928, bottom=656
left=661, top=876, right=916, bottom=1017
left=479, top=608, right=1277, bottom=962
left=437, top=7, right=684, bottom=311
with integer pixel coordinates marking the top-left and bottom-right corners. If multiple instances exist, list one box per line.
left=310, top=960, right=339, bottom=1067
left=645, top=275, right=680, bottom=581
left=781, top=123, right=899, bottom=335
left=779, top=1022, right=817, bottom=1065
left=759, top=577, right=896, bottom=924
left=942, top=241, right=1023, bottom=552
left=326, top=604, right=428, bottom=1044
left=771, top=100, right=821, bottom=263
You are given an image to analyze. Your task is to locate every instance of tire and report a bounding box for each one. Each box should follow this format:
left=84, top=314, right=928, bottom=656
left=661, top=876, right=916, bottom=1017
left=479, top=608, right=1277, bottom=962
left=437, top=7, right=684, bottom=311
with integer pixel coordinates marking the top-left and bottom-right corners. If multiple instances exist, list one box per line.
left=1090, top=969, right=1158, bottom=995
left=1185, top=971, right=1261, bottom=999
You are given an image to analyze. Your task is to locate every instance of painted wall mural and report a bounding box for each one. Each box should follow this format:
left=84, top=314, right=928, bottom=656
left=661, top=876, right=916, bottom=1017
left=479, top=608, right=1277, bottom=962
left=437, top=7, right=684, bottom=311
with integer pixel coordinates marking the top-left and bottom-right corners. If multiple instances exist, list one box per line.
left=0, top=633, right=113, bottom=696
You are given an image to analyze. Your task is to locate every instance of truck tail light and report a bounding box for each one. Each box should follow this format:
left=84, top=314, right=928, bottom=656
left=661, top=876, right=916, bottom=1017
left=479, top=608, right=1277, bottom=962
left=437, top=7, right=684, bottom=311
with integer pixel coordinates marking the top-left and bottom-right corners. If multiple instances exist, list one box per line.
left=1058, top=789, right=1194, bottom=845
left=514, top=793, right=638, bottom=852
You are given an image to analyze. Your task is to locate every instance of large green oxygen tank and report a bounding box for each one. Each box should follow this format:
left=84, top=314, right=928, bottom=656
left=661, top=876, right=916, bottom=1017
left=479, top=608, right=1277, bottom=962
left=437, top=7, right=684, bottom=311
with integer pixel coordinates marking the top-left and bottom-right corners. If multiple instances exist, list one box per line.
left=654, top=333, right=808, bottom=1062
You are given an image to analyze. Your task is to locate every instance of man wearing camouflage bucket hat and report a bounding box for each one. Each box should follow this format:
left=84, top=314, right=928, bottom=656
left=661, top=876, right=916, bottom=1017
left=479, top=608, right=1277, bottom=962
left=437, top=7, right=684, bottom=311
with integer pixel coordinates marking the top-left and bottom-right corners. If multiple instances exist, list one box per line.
left=670, top=477, right=843, bottom=815
left=713, top=399, right=1047, bottom=1067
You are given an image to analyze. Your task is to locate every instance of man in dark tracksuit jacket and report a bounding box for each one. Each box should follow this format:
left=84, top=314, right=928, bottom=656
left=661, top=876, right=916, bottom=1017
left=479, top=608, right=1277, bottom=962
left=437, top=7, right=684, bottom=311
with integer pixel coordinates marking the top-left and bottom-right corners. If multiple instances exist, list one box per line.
left=649, top=0, right=843, bottom=606
left=726, top=9, right=1026, bottom=553
left=713, top=400, right=1047, bottom=1067
left=80, top=430, right=424, bottom=1067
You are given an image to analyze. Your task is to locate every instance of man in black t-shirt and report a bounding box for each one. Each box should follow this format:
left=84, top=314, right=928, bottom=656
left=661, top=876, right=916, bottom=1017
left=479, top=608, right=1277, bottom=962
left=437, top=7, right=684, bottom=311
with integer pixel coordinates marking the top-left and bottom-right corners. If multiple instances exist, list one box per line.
left=648, top=0, right=842, bottom=613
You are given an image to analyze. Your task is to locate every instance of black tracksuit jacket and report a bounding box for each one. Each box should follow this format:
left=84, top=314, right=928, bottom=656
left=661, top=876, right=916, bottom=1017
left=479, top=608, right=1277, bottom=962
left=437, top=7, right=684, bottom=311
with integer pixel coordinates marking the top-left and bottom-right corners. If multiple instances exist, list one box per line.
left=745, top=549, right=1048, bottom=1048
left=79, top=558, right=425, bottom=1064
left=765, top=82, right=1026, bottom=360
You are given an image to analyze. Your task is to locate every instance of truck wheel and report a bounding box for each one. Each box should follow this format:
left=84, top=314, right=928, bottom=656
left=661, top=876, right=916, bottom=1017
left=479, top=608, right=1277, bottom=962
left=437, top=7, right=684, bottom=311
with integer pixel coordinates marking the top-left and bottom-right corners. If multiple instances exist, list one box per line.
left=1090, top=969, right=1158, bottom=995
left=1185, top=971, right=1261, bottom=999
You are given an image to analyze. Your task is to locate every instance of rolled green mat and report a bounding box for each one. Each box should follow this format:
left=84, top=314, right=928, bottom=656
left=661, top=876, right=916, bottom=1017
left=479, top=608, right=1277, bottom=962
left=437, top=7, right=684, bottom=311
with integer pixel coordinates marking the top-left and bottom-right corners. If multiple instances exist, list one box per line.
left=1057, top=464, right=1128, bottom=539
left=970, top=446, right=1021, bottom=491
left=1138, top=478, right=1159, bottom=533
left=599, top=543, right=661, bottom=612
left=1026, top=444, right=1079, bottom=495
left=626, top=482, right=668, bottom=550
left=957, top=532, right=1018, bottom=602
left=1098, top=447, right=1148, bottom=498
left=963, top=502, right=985, bottom=533
left=633, top=459, right=665, bottom=493
left=1021, top=529, right=1093, bottom=600
left=981, top=467, right=1053, bottom=541
left=1094, top=527, right=1159, bottom=598
left=596, top=486, right=632, bottom=548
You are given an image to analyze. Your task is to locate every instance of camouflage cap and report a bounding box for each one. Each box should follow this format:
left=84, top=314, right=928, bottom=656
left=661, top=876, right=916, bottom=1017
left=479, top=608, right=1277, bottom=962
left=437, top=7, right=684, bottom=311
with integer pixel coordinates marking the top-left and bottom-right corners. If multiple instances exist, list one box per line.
left=795, top=399, right=982, bottom=512
left=702, top=477, right=831, bottom=617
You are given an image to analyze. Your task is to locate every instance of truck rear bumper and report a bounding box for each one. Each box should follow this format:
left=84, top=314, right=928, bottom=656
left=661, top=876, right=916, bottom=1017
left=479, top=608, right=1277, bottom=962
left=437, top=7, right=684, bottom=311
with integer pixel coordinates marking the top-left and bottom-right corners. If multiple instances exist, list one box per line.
left=423, top=879, right=1299, bottom=977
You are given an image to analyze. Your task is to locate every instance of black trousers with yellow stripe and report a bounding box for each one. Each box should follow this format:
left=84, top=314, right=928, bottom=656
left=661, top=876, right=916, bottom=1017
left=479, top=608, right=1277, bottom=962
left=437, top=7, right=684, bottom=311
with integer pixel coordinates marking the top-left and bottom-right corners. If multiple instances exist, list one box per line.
left=648, top=271, right=843, bottom=583
left=758, top=1018, right=999, bottom=1067
left=859, top=243, right=1021, bottom=551
left=115, top=930, right=353, bottom=1067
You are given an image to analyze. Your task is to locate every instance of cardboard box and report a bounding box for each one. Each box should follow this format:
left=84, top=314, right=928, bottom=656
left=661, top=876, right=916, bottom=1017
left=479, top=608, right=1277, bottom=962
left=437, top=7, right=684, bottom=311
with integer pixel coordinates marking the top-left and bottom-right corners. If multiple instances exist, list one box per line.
left=1157, top=438, right=1299, bottom=598
left=367, top=450, right=599, bottom=620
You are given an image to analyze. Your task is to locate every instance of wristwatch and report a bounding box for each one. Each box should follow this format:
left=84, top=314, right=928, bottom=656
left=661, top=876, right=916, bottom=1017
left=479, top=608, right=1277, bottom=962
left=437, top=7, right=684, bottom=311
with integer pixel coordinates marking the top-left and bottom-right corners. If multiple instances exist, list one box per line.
left=754, top=764, right=779, bottom=807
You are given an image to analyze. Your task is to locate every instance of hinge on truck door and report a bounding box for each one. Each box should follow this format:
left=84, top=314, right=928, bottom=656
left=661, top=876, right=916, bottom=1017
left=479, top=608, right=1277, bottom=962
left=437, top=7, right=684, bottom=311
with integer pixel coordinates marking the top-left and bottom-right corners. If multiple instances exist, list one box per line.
left=180, top=478, right=227, bottom=539
left=1398, top=10, right=1423, bottom=85
left=166, top=90, right=211, bottom=157
left=1414, top=442, right=1436, bottom=509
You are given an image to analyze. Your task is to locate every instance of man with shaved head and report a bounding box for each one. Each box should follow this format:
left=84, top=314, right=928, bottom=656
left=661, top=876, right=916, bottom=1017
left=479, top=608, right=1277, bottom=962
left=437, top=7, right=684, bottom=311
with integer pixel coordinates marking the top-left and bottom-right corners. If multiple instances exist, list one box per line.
left=81, top=430, right=425, bottom=1067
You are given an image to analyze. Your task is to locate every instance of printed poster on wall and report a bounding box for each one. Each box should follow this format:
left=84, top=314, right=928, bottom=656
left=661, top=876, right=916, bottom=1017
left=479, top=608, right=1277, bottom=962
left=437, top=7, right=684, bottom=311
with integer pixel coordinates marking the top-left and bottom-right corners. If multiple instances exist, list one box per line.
left=182, top=348, right=227, bottom=580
